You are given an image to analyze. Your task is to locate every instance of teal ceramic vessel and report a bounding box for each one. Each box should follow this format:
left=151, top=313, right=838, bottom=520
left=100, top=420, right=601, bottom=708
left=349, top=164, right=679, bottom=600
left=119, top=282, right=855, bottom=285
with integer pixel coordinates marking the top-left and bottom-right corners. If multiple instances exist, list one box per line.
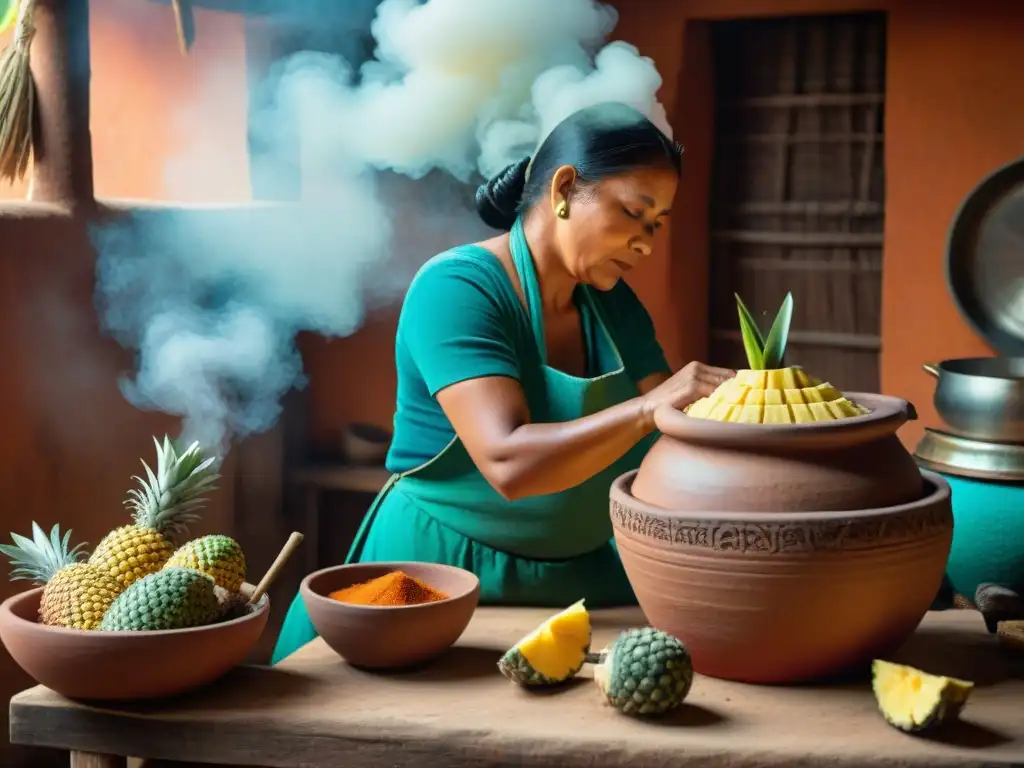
left=941, top=470, right=1024, bottom=598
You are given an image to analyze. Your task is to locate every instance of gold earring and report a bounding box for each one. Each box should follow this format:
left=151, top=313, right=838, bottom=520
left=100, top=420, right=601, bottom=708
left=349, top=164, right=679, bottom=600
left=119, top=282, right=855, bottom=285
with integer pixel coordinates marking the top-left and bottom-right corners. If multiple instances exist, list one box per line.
left=555, top=200, right=569, bottom=219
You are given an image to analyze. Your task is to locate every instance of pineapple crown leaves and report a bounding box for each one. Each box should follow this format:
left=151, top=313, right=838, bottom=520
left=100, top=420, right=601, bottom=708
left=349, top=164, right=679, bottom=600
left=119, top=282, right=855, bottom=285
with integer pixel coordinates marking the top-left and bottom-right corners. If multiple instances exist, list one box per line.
left=0, top=522, right=87, bottom=584
left=735, top=292, right=794, bottom=370
left=125, top=436, right=221, bottom=538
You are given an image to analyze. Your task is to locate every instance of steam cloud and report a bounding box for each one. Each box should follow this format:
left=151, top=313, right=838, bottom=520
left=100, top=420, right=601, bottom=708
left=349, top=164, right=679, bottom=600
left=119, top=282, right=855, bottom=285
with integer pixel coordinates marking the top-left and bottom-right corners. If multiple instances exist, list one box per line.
left=91, top=0, right=671, bottom=455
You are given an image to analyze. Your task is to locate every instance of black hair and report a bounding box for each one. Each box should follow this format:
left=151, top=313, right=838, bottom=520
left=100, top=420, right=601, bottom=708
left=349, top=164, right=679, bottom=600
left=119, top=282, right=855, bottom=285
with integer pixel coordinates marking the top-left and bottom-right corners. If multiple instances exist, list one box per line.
left=475, top=102, right=681, bottom=231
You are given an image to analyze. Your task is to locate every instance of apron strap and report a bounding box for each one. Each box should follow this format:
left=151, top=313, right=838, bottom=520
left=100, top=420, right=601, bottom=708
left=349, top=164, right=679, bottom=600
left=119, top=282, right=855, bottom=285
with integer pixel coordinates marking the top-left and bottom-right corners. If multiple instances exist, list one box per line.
left=510, top=217, right=548, bottom=366
left=342, top=473, right=401, bottom=564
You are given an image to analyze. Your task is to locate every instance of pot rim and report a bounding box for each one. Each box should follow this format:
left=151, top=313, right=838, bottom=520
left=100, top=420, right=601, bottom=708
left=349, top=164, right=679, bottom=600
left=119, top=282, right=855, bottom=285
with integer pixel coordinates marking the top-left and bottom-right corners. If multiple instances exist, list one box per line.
left=611, top=468, right=949, bottom=523
left=0, top=583, right=269, bottom=638
left=654, top=392, right=909, bottom=450
left=926, top=357, right=1024, bottom=382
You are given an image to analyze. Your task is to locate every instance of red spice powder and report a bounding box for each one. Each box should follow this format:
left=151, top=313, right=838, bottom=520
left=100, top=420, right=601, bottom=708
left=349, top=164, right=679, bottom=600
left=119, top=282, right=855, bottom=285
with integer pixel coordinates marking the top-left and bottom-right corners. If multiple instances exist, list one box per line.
left=328, top=570, right=449, bottom=606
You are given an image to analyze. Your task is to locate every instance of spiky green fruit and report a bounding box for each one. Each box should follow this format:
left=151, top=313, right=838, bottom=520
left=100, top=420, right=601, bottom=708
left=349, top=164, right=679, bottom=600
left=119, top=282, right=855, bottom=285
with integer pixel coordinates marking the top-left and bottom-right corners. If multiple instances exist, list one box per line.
left=592, top=627, right=693, bottom=717
left=165, top=534, right=246, bottom=592
left=99, top=566, right=220, bottom=631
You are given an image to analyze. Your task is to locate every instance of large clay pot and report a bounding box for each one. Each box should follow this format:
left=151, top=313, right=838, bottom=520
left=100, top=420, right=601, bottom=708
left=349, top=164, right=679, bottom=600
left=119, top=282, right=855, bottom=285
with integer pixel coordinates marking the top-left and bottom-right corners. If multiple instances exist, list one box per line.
left=632, top=393, right=923, bottom=512
left=611, top=393, right=954, bottom=684
left=611, top=471, right=952, bottom=683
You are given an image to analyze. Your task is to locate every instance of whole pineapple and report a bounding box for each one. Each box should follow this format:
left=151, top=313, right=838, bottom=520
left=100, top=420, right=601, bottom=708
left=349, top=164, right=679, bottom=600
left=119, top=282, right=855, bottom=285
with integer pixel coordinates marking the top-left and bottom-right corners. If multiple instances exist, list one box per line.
left=166, top=534, right=246, bottom=592
left=0, top=523, right=124, bottom=630
left=90, top=436, right=219, bottom=590
left=100, top=566, right=221, bottom=631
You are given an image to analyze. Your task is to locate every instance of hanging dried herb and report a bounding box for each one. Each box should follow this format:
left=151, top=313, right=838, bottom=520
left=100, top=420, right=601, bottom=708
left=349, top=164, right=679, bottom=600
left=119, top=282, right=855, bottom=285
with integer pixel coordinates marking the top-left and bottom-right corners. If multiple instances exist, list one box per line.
left=0, top=0, right=36, bottom=184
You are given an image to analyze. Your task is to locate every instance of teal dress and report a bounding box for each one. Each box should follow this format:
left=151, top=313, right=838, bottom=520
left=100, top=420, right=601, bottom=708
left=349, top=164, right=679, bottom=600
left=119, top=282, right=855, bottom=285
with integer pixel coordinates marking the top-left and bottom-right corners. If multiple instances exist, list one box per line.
left=272, top=217, right=670, bottom=664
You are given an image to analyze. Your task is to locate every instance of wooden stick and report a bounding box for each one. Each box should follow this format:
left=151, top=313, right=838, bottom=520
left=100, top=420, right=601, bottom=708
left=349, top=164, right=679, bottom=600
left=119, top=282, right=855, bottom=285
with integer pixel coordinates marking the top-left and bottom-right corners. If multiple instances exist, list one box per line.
left=247, top=531, right=304, bottom=606
left=171, top=0, right=195, bottom=55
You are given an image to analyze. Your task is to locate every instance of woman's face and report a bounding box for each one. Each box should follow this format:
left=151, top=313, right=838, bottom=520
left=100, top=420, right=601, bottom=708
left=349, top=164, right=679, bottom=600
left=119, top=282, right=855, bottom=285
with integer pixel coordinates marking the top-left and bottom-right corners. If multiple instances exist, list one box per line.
left=550, top=164, right=677, bottom=290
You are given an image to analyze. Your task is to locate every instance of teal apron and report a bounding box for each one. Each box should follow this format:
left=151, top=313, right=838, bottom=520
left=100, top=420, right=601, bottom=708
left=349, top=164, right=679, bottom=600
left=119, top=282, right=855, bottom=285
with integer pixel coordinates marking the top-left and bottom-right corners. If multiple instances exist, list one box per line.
left=272, top=217, right=655, bottom=664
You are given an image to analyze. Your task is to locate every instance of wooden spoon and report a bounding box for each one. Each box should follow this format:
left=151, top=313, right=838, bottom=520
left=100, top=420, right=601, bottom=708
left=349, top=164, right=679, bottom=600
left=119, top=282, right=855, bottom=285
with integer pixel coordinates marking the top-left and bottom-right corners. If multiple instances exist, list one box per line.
left=248, top=531, right=304, bottom=606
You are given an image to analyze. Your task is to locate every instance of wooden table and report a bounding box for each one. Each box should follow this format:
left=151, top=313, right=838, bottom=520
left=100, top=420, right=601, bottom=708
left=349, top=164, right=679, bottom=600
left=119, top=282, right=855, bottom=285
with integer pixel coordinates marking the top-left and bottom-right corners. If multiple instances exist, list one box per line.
left=10, top=608, right=1024, bottom=767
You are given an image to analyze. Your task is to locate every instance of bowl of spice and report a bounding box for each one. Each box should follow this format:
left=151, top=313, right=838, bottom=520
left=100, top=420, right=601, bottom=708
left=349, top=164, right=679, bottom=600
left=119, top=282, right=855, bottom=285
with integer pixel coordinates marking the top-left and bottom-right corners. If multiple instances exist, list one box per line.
left=300, top=561, right=480, bottom=669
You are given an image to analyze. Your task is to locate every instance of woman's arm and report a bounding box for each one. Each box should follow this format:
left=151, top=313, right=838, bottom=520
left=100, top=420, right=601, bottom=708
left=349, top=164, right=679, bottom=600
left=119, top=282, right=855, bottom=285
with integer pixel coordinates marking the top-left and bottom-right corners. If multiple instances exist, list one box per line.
left=636, top=371, right=671, bottom=396
left=436, top=362, right=731, bottom=501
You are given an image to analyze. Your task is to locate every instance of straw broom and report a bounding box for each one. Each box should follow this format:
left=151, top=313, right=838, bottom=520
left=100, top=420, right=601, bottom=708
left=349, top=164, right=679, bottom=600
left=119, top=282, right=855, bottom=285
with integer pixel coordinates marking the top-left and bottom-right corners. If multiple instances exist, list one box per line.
left=0, top=0, right=36, bottom=184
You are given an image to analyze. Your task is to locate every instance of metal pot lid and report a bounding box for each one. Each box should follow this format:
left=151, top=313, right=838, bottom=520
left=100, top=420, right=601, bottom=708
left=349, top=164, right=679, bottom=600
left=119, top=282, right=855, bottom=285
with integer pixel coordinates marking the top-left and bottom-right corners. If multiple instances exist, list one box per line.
left=914, top=427, right=1024, bottom=482
left=946, top=155, right=1024, bottom=355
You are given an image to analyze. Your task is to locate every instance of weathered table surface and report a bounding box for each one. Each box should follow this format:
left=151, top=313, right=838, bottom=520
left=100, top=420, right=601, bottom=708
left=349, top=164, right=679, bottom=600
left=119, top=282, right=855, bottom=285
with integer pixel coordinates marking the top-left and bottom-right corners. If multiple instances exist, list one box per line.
left=10, top=607, right=1024, bottom=768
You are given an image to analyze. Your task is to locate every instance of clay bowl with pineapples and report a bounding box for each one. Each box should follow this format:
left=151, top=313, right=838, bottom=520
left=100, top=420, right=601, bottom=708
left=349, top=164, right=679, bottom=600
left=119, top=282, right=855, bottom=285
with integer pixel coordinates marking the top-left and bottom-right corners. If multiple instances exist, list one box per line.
left=0, top=437, right=270, bottom=701
left=611, top=293, right=954, bottom=685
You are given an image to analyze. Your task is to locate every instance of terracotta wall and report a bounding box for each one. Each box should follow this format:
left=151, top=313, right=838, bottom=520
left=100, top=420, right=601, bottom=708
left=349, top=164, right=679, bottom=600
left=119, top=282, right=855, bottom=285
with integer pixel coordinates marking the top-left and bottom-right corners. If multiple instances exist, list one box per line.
left=0, top=0, right=1021, bottom=764
left=0, top=3, right=249, bottom=764
left=303, top=0, right=1020, bottom=452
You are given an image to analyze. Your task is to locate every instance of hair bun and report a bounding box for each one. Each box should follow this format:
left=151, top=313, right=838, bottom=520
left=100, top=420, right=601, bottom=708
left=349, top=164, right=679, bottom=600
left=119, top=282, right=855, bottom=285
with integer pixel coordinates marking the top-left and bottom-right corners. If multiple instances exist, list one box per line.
left=475, top=157, right=530, bottom=231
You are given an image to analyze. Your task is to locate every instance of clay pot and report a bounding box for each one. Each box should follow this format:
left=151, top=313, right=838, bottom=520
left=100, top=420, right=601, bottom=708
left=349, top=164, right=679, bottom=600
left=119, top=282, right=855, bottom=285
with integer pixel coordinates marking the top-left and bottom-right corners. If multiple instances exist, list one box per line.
left=611, top=469, right=953, bottom=683
left=301, top=561, right=480, bottom=669
left=0, top=583, right=269, bottom=701
left=632, top=394, right=923, bottom=512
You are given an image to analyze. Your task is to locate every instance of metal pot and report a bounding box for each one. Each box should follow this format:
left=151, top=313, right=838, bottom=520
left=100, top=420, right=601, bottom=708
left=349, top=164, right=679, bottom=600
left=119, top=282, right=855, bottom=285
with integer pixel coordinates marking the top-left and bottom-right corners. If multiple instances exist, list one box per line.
left=923, top=357, right=1024, bottom=443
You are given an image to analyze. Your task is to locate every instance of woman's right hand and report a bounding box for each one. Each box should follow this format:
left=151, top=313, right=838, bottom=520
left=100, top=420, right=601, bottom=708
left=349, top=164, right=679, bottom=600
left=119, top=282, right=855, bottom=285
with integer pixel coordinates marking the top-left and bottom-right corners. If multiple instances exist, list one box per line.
left=640, top=361, right=736, bottom=426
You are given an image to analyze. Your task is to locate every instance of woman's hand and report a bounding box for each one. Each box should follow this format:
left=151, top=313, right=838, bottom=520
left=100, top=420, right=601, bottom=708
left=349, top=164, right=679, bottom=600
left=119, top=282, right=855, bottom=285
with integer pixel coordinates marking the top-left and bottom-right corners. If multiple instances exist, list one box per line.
left=640, top=361, right=735, bottom=426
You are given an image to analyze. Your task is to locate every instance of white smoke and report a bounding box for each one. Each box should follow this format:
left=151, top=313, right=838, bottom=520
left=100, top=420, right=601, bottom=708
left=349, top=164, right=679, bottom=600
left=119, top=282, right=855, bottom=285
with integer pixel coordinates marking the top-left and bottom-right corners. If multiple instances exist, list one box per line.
left=92, top=0, right=671, bottom=455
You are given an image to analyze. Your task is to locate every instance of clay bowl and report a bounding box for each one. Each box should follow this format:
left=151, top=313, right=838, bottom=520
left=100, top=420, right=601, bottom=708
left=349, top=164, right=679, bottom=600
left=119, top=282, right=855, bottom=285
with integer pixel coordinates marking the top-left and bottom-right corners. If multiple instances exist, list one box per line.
left=0, top=583, right=269, bottom=701
left=341, top=422, right=392, bottom=465
left=301, top=561, right=480, bottom=669
left=611, top=469, right=953, bottom=684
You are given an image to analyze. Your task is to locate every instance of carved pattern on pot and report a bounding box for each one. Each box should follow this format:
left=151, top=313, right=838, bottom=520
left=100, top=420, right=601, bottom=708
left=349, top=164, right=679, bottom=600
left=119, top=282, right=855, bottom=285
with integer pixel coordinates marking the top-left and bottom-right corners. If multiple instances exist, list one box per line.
left=610, top=500, right=952, bottom=554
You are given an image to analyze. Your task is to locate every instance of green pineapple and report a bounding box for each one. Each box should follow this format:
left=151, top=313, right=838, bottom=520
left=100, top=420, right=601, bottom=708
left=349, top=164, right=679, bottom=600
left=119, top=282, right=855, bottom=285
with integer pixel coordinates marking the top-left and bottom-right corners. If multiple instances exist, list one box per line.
left=165, top=534, right=246, bottom=592
left=90, top=437, right=219, bottom=590
left=591, top=627, right=694, bottom=717
left=99, top=566, right=221, bottom=631
left=0, top=523, right=123, bottom=630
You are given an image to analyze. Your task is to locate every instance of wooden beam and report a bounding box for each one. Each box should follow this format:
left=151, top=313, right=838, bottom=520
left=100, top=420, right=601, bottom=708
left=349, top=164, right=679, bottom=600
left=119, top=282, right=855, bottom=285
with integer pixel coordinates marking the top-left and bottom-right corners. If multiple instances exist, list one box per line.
left=711, top=230, right=883, bottom=247
left=29, top=0, right=94, bottom=205
left=710, top=328, right=881, bottom=351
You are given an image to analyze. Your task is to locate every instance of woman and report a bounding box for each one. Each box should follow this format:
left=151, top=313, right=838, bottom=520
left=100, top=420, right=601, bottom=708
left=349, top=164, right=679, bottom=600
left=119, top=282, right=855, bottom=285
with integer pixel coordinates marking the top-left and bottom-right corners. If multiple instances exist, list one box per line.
left=272, top=102, right=733, bottom=663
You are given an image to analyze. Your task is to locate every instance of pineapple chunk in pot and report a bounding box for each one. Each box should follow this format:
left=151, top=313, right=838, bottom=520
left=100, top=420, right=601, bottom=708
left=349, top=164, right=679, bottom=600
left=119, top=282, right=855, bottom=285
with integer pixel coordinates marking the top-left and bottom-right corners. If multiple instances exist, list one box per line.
left=685, top=293, right=870, bottom=425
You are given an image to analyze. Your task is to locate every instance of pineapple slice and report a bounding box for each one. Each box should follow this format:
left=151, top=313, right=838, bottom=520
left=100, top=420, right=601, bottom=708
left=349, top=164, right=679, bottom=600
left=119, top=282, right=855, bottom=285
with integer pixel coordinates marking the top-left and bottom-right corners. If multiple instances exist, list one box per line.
left=872, top=660, right=974, bottom=733
left=498, top=600, right=591, bottom=687
left=684, top=293, right=871, bottom=424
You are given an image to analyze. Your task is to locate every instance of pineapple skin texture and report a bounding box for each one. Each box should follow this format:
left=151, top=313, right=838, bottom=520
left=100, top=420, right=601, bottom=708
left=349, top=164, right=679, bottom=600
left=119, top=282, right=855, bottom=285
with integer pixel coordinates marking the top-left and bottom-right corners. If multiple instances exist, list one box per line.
left=498, top=600, right=591, bottom=687
left=88, top=525, right=175, bottom=591
left=686, top=366, right=870, bottom=424
left=166, top=535, right=246, bottom=593
left=99, top=566, right=221, bottom=631
left=595, top=627, right=693, bottom=717
left=39, top=562, right=124, bottom=630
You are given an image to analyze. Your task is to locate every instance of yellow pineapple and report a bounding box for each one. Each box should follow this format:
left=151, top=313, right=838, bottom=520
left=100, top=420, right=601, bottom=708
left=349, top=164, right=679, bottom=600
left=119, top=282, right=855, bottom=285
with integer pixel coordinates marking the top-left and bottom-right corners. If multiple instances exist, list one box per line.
left=89, top=436, right=220, bottom=590
left=0, top=523, right=124, bottom=630
left=687, top=293, right=870, bottom=425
